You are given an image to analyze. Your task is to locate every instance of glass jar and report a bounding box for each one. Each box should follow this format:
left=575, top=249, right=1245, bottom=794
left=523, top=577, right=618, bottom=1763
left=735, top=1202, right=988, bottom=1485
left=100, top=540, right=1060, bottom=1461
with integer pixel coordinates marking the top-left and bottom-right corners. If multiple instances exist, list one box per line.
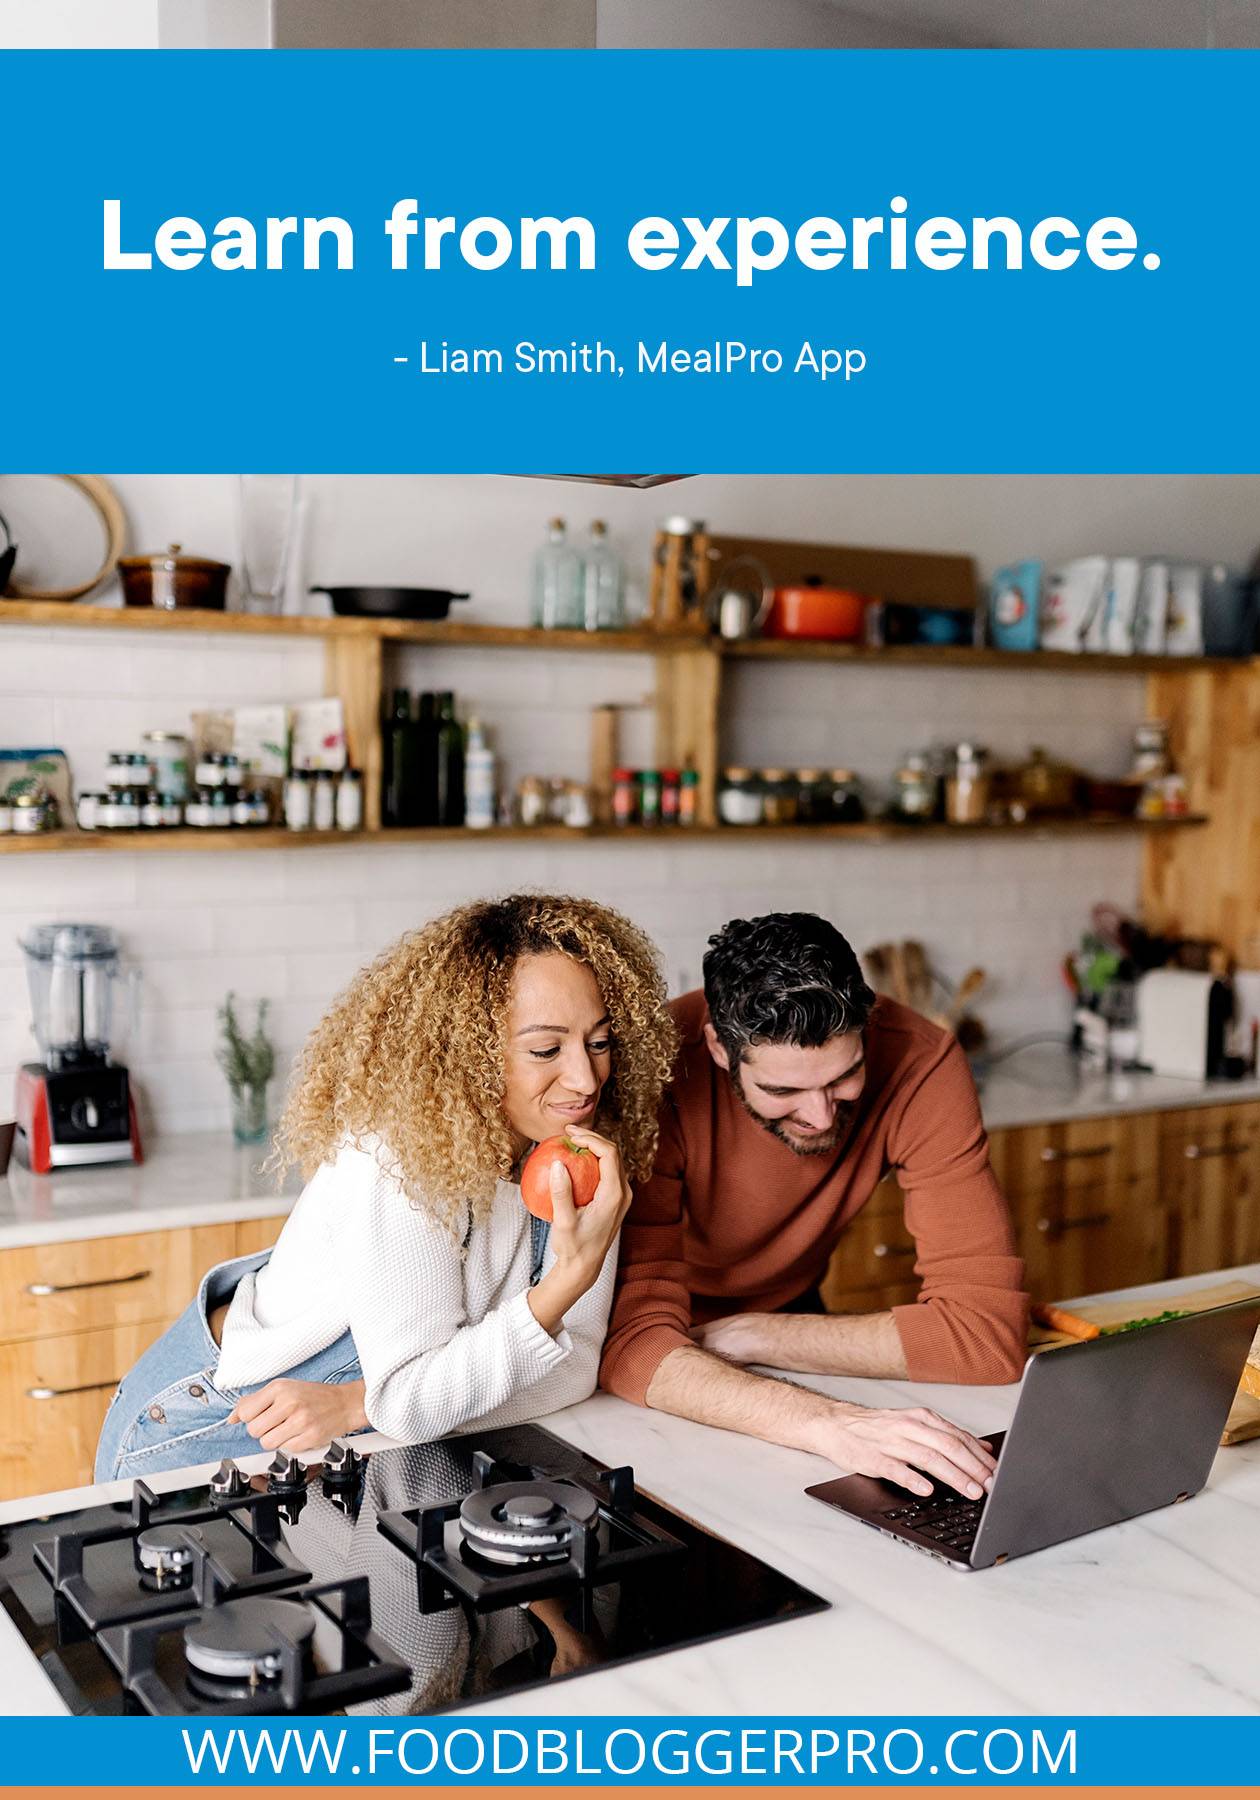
left=139, top=789, right=166, bottom=829
left=893, top=753, right=939, bottom=822
left=13, top=790, right=53, bottom=833
left=221, top=752, right=244, bottom=791
left=75, top=791, right=102, bottom=831
left=184, top=787, right=217, bottom=828
left=158, top=793, right=183, bottom=828
left=208, top=786, right=232, bottom=829
left=638, top=770, right=662, bottom=827
left=1131, top=720, right=1171, bottom=782
left=760, top=769, right=799, bottom=825
left=106, top=752, right=131, bottom=792
left=128, top=751, right=155, bottom=788
left=611, top=768, right=638, bottom=827
left=945, top=743, right=991, bottom=825
left=563, top=782, right=594, bottom=829
left=142, top=731, right=191, bottom=802
left=826, top=769, right=865, bottom=823
left=678, top=768, right=700, bottom=827
left=196, top=751, right=230, bottom=788
left=718, top=768, right=763, bottom=826
left=113, top=786, right=141, bottom=829
left=516, top=776, right=548, bottom=827
left=793, top=770, right=825, bottom=824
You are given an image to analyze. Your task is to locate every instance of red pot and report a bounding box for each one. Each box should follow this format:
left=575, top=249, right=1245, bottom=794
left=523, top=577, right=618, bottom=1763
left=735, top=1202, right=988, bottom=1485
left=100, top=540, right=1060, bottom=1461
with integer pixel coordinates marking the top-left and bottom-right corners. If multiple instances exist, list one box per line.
left=763, top=581, right=868, bottom=641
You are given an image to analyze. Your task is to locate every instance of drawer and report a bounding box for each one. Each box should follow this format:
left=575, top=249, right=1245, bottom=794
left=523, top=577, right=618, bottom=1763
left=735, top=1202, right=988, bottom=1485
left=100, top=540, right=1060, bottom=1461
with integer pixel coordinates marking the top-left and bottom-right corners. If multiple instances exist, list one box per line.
left=989, top=1113, right=1154, bottom=1200
left=235, top=1214, right=291, bottom=1257
left=0, top=1318, right=175, bottom=1501
left=1011, top=1179, right=1167, bottom=1298
left=0, top=1224, right=237, bottom=1346
left=820, top=1206, right=918, bottom=1300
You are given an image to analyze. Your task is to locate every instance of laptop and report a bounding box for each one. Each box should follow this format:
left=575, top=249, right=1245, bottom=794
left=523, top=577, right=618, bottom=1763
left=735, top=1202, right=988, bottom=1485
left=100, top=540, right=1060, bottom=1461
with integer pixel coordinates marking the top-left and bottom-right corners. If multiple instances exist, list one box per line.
left=806, top=1295, right=1260, bottom=1570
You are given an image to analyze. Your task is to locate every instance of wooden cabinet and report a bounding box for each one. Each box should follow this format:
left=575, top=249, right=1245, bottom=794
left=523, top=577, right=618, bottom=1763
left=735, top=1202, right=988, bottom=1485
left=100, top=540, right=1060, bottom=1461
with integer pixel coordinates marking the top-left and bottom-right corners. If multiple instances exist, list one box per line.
left=0, top=1221, right=238, bottom=1503
left=821, top=1098, right=1260, bottom=1317
left=1160, top=1102, right=1260, bottom=1274
left=235, top=1214, right=291, bottom=1257
left=0, top=1318, right=177, bottom=1500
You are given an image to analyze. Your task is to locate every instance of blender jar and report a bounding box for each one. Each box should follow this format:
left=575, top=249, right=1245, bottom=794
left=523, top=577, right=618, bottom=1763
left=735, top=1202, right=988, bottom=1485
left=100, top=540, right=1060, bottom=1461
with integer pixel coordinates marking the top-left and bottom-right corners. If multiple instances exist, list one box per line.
left=20, top=923, right=122, bottom=1070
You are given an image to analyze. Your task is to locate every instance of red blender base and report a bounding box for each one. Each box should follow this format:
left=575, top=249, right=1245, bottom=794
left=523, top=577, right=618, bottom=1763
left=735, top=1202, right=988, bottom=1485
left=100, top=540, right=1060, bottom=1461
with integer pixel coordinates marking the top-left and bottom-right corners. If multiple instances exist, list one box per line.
left=13, top=1064, right=142, bottom=1172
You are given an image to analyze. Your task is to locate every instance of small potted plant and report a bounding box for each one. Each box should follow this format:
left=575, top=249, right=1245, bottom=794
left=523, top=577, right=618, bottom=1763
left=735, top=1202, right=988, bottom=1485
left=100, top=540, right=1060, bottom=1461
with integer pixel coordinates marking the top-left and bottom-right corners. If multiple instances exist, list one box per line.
left=216, top=993, right=276, bottom=1145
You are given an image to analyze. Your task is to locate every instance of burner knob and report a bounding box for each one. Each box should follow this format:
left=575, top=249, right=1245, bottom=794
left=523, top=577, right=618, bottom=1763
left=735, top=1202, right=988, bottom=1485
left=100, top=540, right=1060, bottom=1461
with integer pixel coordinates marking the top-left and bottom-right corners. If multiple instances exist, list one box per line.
left=266, top=1451, right=308, bottom=1493
left=209, top=1459, right=249, bottom=1500
left=322, top=1440, right=364, bottom=1487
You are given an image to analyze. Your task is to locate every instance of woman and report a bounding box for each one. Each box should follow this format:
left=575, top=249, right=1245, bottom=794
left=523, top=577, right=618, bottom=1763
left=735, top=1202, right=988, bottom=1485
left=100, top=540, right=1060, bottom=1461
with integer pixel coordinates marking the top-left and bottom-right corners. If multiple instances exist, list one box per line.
left=95, top=893, right=677, bottom=1481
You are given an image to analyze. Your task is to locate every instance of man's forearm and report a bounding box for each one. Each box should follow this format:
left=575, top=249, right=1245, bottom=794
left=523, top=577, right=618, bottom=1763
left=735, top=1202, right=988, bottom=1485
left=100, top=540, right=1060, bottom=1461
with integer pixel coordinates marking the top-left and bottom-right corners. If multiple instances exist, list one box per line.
left=696, top=1307, right=910, bottom=1378
left=643, top=1343, right=838, bottom=1455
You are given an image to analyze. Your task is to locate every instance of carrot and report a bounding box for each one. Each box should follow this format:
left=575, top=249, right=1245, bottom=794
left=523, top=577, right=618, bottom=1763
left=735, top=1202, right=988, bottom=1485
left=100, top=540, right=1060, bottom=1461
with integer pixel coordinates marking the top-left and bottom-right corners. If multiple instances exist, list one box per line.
left=1032, top=1301, right=1102, bottom=1341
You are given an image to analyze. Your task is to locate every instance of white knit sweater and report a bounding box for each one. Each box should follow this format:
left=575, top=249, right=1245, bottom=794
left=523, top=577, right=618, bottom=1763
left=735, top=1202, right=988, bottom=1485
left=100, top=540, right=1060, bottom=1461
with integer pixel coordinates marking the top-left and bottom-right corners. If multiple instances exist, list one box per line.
left=214, top=1138, right=616, bottom=1443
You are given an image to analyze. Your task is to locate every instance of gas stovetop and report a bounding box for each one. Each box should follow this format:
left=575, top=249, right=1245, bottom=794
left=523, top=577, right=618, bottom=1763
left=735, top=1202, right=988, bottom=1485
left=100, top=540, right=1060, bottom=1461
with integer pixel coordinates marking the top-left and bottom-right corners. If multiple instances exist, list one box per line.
left=0, top=1424, right=827, bottom=1716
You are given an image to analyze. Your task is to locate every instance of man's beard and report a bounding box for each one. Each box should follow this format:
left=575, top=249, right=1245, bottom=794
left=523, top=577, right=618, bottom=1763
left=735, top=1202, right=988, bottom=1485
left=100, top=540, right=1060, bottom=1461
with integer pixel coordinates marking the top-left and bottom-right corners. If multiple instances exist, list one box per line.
left=728, top=1068, right=852, bottom=1157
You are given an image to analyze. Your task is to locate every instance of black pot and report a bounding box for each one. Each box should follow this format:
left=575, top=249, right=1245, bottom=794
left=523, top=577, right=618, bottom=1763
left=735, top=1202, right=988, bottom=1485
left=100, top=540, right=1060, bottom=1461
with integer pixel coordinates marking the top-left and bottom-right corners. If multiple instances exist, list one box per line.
left=310, top=585, right=470, bottom=621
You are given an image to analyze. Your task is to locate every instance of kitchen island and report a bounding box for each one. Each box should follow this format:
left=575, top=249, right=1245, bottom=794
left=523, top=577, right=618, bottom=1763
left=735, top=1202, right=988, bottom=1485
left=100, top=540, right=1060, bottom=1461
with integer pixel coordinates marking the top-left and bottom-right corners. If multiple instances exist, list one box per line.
left=3, top=1262, right=1257, bottom=1719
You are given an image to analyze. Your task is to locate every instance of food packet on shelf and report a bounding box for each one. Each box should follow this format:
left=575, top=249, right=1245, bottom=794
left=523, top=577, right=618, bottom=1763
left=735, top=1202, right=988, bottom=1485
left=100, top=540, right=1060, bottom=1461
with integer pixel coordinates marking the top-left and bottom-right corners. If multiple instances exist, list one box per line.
left=1040, top=555, right=1107, bottom=653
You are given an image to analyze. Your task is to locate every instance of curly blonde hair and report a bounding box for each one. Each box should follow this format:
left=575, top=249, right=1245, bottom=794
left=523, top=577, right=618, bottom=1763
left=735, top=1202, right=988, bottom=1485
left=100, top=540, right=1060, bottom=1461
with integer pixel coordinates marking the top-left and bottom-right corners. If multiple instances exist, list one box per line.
left=276, top=893, right=678, bottom=1232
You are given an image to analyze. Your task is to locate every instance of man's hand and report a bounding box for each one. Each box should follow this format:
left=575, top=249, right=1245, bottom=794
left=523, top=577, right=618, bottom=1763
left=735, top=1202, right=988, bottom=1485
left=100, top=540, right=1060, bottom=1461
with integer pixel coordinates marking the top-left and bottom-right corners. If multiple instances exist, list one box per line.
left=811, top=1402, right=996, bottom=1500
left=228, top=1378, right=368, bottom=1453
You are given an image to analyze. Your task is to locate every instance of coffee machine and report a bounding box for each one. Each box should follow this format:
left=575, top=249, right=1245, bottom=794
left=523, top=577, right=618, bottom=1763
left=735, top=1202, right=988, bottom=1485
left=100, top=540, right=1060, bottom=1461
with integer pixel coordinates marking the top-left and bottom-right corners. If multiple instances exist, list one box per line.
left=13, top=923, right=142, bottom=1171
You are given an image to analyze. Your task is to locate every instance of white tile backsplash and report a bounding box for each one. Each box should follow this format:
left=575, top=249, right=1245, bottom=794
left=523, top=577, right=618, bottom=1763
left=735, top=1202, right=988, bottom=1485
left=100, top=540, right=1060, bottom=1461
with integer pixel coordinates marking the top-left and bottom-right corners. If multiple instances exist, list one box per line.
left=4, top=465, right=1223, bottom=1137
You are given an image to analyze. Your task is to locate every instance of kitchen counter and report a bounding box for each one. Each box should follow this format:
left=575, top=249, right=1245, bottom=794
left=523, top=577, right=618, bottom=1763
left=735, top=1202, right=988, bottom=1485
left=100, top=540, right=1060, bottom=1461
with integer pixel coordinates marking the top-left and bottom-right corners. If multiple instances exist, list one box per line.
left=5, top=1057, right=1260, bottom=1251
left=975, top=1045, right=1260, bottom=1131
left=3, top=1261, right=1258, bottom=1719
left=0, top=1134, right=300, bottom=1250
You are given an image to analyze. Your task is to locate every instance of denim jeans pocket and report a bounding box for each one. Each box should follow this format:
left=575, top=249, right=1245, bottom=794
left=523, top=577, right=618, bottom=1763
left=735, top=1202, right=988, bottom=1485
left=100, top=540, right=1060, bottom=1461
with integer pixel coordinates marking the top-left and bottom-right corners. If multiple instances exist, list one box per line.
left=117, top=1368, right=237, bottom=1463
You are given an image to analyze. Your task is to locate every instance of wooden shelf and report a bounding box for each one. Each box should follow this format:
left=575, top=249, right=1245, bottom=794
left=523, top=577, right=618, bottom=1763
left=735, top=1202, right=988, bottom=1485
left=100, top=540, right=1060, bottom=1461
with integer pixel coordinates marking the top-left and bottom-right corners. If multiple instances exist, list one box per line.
left=0, top=816, right=1208, bottom=855
left=0, top=601, right=675, bottom=654
left=721, top=640, right=1245, bottom=675
left=1, top=603, right=1246, bottom=675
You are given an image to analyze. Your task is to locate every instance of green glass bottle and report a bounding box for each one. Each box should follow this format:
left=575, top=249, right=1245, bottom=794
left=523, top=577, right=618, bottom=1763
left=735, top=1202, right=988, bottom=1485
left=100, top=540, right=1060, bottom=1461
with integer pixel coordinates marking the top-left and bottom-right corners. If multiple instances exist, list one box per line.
left=435, top=692, right=465, bottom=827
left=384, top=688, right=413, bottom=826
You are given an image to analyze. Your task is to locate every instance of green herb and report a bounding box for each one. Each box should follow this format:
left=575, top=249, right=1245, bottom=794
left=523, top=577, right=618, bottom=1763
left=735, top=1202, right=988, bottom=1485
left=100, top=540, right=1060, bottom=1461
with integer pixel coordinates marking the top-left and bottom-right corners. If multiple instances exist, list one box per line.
left=1102, top=1308, right=1191, bottom=1335
left=215, top=992, right=275, bottom=1091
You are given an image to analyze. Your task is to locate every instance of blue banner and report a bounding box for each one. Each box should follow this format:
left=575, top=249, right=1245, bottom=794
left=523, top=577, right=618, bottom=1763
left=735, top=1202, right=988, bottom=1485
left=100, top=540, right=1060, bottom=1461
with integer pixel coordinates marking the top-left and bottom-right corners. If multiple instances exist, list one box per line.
left=3, top=48, right=1259, bottom=474
left=0, top=1716, right=1257, bottom=1785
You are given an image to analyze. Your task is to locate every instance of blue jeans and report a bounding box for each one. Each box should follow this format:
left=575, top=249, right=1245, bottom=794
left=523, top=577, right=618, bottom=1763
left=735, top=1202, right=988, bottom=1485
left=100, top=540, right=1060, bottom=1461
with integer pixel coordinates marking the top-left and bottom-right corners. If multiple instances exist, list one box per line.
left=94, top=1250, right=362, bottom=1483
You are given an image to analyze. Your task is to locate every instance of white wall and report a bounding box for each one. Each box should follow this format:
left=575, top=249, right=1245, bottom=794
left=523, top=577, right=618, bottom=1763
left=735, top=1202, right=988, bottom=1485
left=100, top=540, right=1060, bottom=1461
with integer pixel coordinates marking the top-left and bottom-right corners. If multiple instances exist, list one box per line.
left=0, top=0, right=158, bottom=46
left=2, top=471, right=1255, bottom=1138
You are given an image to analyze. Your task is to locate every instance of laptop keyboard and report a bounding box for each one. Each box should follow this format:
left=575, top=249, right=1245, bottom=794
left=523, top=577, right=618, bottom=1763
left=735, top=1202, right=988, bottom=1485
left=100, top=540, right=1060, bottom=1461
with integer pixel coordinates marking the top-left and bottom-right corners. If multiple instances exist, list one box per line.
left=882, top=1490, right=986, bottom=1553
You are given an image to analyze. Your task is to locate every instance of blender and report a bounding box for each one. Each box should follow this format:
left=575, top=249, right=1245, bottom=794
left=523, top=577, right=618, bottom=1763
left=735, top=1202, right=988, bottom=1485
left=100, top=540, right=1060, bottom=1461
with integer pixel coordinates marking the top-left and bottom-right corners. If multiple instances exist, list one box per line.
left=13, top=923, right=142, bottom=1171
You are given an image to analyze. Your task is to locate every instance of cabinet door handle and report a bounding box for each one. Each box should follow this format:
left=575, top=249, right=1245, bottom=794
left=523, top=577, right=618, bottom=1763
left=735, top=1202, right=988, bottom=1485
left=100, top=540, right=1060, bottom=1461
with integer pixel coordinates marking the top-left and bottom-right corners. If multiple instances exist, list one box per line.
left=873, top=1242, right=916, bottom=1259
left=1040, top=1144, right=1113, bottom=1163
left=27, top=1379, right=121, bottom=1400
left=1037, top=1211, right=1113, bottom=1237
left=1183, top=1143, right=1246, bottom=1161
left=24, top=1269, right=152, bottom=1297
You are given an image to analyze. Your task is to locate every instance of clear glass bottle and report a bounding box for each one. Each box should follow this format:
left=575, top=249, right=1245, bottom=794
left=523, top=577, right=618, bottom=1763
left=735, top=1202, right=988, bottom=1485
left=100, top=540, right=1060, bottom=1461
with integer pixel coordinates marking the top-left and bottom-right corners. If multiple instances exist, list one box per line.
left=827, top=769, right=865, bottom=823
left=718, top=768, right=763, bottom=826
left=531, top=518, right=583, bottom=630
left=582, top=520, right=625, bottom=631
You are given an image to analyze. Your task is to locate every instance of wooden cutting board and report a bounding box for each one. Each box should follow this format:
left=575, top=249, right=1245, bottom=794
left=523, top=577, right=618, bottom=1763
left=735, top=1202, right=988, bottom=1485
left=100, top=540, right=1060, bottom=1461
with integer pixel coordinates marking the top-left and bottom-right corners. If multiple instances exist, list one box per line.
left=1030, top=1280, right=1260, bottom=1446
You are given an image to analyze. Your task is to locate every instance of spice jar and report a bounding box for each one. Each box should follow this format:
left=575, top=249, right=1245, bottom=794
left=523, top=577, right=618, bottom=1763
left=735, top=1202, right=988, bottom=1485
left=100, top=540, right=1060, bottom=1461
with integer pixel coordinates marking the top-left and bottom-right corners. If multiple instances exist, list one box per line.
left=184, top=787, right=215, bottom=828
left=678, top=768, right=700, bottom=827
left=335, top=770, right=362, bottom=832
left=638, top=770, right=662, bottom=827
left=517, top=776, right=548, bottom=827
left=660, top=769, right=681, bottom=826
left=794, top=770, right=825, bottom=824
left=893, top=753, right=939, bottom=822
left=718, top=768, right=763, bottom=826
left=195, top=751, right=231, bottom=788
left=312, top=770, right=336, bottom=832
left=75, top=791, right=103, bottom=831
left=157, top=793, right=183, bottom=828
left=563, top=782, right=594, bottom=829
left=106, top=752, right=131, bottom=792
left=826, top=770, right=865, bottom=823
left=760, top=770, right=799, bottom=825
left=945, top=744, right=991, bottom=826
left=284, top=770, right=313, bottom=832
left=611, top=768, right=638, bottom=827
left=139, top=789, right=166, bottom=830
left=12, top=790, right=53, bottom=833
left=1131, top=720, right=1171, bottom=782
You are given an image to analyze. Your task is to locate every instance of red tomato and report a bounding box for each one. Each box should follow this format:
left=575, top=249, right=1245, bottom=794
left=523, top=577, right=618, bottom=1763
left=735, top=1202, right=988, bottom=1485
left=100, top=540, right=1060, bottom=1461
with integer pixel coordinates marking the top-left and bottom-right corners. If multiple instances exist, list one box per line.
left=520, top=1135, right=600, bottom=1222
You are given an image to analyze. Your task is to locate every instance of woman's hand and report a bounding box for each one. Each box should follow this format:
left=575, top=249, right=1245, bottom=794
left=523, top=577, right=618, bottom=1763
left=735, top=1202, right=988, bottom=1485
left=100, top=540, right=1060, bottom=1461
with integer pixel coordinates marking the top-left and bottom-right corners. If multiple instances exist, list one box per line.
left=528, top=1128, right=631, bottom=1337
left=227, top=1378, right=368, bottom=1453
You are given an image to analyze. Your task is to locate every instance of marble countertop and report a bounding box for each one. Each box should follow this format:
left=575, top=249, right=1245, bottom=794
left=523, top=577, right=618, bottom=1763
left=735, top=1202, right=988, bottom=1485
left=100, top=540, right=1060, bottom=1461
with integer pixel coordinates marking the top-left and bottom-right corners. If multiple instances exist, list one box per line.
left=4, top=1059, right=1260, bottom=1251
left=3, top=1261, right=1258, bottom=1718
left=0, top=1134, right=301, bottom=1250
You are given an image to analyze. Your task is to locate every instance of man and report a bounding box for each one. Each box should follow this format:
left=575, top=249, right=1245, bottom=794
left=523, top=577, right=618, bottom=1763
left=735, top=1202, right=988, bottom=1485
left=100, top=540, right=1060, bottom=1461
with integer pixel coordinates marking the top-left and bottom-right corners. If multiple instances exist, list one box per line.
left=599, top=912, right=1028, bottom=1500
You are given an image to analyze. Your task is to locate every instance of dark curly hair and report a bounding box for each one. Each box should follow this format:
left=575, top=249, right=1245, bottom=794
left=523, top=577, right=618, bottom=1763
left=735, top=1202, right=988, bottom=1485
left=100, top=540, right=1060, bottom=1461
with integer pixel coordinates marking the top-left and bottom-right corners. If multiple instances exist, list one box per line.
left=702, top=912, right=876, bottom=1067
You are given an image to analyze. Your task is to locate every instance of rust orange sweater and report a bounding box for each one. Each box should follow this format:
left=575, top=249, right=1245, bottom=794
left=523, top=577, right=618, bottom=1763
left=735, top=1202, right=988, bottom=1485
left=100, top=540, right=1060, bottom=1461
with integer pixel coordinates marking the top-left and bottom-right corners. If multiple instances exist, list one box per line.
left=599, top=991, right=1028, bottom=1404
